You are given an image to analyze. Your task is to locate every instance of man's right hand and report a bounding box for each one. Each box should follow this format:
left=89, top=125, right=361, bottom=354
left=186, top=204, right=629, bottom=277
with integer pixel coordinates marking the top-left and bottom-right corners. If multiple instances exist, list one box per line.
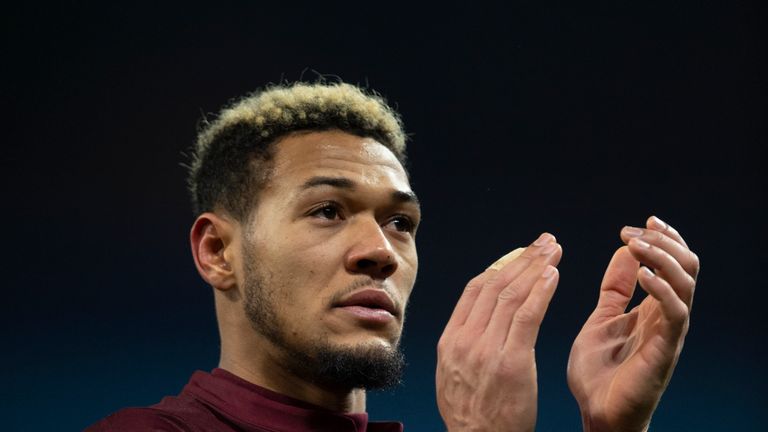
left=436, top=233, right=562, bottom=432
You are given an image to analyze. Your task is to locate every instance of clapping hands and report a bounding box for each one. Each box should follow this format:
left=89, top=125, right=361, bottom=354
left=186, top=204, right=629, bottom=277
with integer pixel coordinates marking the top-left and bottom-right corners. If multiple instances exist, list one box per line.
left=436, top=216, right=698, bottom=431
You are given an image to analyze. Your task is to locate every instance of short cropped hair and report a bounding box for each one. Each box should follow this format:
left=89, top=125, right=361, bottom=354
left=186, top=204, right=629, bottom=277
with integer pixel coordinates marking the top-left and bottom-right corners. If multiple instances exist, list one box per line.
left=187, top=82, right=408, bottom=220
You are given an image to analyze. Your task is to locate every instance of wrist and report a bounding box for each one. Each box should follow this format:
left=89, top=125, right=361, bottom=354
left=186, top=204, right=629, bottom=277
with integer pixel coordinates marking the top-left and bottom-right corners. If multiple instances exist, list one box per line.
left=580, top=409, right=650, bottom=432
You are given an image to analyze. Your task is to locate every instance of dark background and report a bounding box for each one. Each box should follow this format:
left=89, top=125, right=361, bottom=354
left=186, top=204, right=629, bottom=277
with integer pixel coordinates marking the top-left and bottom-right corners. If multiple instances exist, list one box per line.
left=3, top=1, right=766, bottom=430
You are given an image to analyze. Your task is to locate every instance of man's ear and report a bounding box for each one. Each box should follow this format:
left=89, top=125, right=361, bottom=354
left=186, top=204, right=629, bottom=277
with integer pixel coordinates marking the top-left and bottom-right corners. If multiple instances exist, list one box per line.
left=190, top=212, right=238, bottom=291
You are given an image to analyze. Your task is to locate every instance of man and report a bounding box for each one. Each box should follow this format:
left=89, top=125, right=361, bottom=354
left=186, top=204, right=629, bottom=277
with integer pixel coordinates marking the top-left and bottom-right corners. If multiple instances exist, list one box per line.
left=87, top=81, right=699, bottom=431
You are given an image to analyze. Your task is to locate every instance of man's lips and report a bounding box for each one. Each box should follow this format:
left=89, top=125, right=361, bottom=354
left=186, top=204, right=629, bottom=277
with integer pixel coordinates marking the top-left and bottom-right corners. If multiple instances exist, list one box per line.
left=333, top=288, right=398, bottom=318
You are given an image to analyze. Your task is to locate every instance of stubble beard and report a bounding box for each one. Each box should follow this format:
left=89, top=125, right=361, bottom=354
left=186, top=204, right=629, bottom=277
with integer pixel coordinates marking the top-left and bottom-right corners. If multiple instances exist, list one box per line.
left=241, top=243, right=405, bottom=391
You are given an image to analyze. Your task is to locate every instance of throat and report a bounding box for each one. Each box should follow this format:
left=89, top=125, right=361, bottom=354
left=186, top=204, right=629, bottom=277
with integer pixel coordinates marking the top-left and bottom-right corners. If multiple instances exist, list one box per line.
left=218, top=340, right=368, bottom=414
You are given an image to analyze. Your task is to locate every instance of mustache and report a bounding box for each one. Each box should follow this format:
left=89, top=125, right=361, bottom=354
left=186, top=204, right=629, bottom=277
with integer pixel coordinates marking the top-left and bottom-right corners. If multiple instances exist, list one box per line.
left=329, top=278, right=403, bottom=313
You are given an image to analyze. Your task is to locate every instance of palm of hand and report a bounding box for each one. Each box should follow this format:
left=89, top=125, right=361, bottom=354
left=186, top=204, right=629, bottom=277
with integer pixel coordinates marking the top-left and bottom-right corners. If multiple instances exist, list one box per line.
left=568, top=294, right=684, bottom=431
left=566, top=229, right=697, bottom=432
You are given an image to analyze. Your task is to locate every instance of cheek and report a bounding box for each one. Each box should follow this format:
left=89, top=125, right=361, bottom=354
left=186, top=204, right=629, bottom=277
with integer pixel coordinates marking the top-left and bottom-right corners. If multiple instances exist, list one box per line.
left=396, top=254, right=418, bottom=305
left=291, top=245, right=337, bottom=283
left=266, top=242, right=338, bottom=305
left=398, top=245, right=418, bottom=279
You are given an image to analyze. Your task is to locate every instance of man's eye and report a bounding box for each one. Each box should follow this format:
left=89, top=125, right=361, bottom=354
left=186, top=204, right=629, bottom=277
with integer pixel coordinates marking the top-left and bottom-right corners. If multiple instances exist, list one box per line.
left=386, top=216, right=415, bottom=233
left=310, top=203, right=341, bottom=220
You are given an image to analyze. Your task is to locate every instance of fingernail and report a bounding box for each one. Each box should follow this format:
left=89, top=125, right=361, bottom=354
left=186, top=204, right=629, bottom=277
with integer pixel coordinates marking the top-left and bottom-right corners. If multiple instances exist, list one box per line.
left=542, top=266, right=556, bottom=278
left=650, top=216, right=667, bottom=230
left=640, top=266, right=655, bottom=278
left=534, top=233, right=554, bottom=246
left=540, top=242, right=558, bottom=255
left=633, top=238, right=651, bottom=248
left=623, top=226, right=644, bottom=237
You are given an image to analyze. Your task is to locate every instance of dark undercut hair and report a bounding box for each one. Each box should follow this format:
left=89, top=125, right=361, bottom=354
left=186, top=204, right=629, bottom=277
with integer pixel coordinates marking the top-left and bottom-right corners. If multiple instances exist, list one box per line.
left=187, top=81, right=408, bottom=220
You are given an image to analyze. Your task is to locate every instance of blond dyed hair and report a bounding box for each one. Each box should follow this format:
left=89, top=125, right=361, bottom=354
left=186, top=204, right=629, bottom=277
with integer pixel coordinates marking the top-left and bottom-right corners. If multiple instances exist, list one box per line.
left=187, top=82, right=408, bottom=219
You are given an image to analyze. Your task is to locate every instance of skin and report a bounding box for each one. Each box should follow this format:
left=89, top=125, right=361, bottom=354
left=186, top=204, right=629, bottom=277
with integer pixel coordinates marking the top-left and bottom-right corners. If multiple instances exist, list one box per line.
left=189, top=130, right=421, bottom=413
left=437, top=216, right=698, bottom=431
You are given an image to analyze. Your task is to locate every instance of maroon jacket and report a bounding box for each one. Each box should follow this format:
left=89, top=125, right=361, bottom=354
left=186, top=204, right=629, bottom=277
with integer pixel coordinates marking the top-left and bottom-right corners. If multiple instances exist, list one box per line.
left=86, top=368, right=403, bottom=431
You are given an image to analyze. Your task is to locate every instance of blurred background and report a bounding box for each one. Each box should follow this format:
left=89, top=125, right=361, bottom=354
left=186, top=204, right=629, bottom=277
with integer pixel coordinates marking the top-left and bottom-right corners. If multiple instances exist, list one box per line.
left=2, top=1, right=765, bottom=430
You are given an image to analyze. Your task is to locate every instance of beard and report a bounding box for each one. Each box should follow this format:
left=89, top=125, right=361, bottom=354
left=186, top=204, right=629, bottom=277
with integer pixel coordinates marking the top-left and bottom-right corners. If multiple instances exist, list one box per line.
left=242, top=243, right=405, bottom=390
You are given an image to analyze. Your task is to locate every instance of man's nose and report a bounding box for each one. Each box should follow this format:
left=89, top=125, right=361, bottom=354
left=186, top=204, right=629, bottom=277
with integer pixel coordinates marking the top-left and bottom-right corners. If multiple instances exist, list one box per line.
left=344, top=218, right=398, bottom=280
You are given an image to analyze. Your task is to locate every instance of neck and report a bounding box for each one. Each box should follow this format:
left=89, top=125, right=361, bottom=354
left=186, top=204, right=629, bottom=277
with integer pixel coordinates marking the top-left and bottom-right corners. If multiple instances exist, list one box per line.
left=219, top=347, right=367, bottom=413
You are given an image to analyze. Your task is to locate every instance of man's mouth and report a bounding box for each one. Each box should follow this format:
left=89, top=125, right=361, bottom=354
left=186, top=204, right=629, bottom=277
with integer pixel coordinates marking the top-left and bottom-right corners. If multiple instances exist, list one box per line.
left=332, top=288, right=398, bottom=323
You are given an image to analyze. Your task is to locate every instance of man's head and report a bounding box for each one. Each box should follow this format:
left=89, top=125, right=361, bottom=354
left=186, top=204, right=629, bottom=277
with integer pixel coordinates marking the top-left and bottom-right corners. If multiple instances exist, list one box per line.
left=187, top=82, right=408, bottom=221
left=187, top=83, right=419, bottom=394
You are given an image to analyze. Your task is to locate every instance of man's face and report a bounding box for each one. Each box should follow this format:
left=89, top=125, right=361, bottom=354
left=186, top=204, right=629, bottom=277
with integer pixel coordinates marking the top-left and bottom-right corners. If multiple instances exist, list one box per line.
left=236, top=130, right=420, bottom=388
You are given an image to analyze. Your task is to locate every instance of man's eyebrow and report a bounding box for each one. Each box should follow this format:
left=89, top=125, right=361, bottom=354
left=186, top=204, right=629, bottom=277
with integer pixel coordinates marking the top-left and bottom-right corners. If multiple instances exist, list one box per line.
left=392, top=190, right=421, bottom=207
left=300, top=176, right=356, bottom=190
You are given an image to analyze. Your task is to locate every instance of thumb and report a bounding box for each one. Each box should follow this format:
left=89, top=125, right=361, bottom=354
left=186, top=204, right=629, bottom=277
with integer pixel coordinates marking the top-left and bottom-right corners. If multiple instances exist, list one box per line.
left=591, top=246, right=640, bottom=322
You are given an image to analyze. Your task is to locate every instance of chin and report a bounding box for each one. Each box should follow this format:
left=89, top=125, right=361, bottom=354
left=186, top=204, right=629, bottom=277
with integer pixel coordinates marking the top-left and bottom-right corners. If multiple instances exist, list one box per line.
left=309, top=337, right=406, bottom=390
left=332, top=332, right=401, bottom=352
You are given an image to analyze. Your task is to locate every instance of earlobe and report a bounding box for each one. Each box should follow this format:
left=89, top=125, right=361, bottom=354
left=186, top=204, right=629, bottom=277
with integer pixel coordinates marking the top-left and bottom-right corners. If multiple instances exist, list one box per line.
left=190, top=213, right=238, bottom=291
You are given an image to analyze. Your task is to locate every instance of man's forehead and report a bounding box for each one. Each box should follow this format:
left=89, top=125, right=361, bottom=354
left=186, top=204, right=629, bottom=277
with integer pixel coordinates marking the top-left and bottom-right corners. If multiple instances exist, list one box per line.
left=270, top=131, right=410, bottom=188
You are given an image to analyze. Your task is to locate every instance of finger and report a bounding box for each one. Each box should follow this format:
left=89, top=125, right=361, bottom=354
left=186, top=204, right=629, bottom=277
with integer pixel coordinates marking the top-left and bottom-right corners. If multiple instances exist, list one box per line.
left=637, top=266, right=689, bottom=338
left=442, top=270, right=495, bottom=335
left=646, top=215, right=689, bottom=249
left=626, top=237, right=696, bottom=308
left=503, top=265, right=559, bottom=350
left=443, top=239, right=544, bottom=334
left=484, top=245, right=562, bottom=344
left=621, top=225, right=700, bottom=280
left=462, top=233, right=557, bottom=334
left=487, top=247, right=527, bottom=271
left=592, top=246, right=640, bottom=322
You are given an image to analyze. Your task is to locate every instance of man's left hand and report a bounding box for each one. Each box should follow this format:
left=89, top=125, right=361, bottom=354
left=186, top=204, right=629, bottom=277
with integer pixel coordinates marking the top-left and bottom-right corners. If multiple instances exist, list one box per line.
left=567, top=216, right=699, bottom=432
